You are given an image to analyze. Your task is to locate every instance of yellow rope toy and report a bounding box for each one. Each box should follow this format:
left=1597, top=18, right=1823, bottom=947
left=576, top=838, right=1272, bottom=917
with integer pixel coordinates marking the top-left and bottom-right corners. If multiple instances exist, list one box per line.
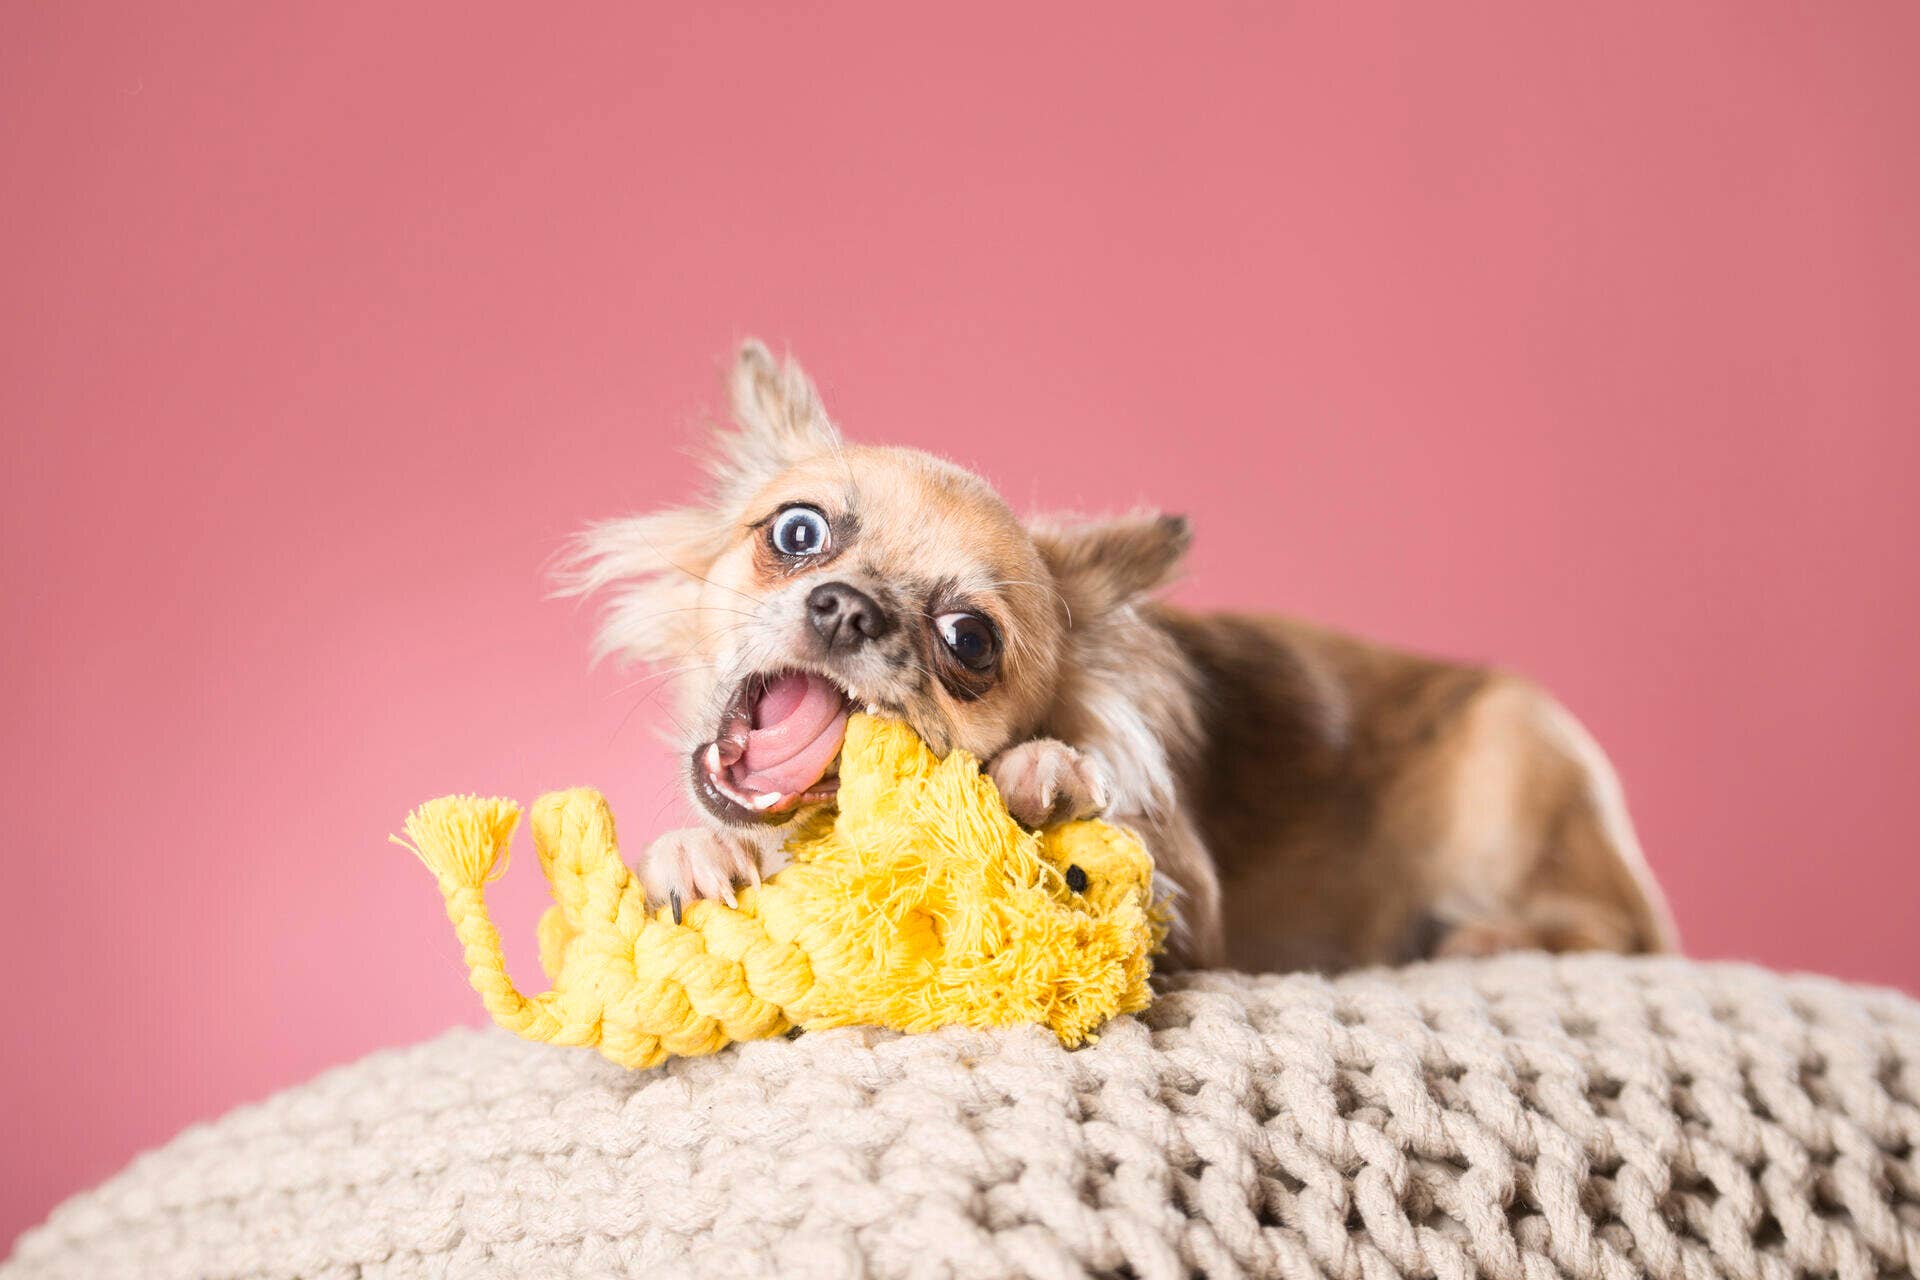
left=396, top=715, right=1161, bottom=1069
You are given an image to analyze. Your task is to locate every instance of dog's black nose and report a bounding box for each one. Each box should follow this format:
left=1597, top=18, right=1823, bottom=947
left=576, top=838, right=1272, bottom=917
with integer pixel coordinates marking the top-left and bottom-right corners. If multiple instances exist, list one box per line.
left=808, top=581, right=892, bottom=650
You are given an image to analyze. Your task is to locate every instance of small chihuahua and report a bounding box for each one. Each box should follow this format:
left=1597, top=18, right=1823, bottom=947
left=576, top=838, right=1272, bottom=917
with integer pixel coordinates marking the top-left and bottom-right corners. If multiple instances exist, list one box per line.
left=560, top=342, right=1674, bottom=970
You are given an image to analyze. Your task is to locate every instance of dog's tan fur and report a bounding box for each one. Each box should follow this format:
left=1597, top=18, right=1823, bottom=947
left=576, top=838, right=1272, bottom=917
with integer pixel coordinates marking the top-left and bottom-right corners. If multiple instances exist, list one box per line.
left=561, top=343, right=1674, bottom=969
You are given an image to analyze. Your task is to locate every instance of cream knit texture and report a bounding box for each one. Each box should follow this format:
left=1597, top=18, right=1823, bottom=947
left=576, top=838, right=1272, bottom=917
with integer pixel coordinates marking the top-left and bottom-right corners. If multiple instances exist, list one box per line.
left=6, top=954, right=1919, bottom=1280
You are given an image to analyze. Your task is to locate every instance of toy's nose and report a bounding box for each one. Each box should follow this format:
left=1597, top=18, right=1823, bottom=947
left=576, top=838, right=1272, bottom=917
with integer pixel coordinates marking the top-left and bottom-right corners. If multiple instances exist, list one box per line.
left=808, top=582, right=893, bottom=651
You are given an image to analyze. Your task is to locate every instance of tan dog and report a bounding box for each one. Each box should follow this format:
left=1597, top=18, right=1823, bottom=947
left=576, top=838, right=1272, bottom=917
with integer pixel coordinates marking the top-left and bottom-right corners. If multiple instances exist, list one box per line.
left=560, top=342, right=1674, bottom=970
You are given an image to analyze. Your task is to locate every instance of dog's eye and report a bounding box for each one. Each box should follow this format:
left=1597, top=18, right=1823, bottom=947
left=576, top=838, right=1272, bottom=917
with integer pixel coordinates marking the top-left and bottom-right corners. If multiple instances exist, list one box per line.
left=935, top=611, right=998, bottom=672
left=769, top=506, right=830, bottom=557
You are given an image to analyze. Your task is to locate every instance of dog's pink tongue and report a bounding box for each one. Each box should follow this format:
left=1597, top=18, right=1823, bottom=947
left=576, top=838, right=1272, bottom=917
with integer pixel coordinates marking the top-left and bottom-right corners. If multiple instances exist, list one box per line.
left=731, top=672, right=848, bottom=799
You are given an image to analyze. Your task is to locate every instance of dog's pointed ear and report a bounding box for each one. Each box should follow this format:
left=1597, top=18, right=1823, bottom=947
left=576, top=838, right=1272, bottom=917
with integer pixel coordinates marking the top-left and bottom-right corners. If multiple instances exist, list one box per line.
left=708, top=339, right=842, bottom=499
left=552, top=341, right=841, bottom=668
left=1033, top=512, right=1191, bottom=618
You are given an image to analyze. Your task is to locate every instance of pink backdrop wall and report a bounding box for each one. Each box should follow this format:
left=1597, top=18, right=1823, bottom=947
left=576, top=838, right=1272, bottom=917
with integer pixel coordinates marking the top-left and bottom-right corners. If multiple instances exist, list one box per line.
left=5, top=1, right=1917, bottom=1245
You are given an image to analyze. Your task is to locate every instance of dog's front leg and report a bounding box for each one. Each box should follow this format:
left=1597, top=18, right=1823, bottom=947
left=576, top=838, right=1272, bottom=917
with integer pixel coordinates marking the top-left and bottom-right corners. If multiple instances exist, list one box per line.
left=1123, top=808, right=1225, bottom=970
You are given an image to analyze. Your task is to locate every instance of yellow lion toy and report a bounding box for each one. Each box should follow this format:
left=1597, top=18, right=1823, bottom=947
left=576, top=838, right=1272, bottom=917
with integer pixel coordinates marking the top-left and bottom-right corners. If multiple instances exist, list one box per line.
left=397, top=715, right=1160, bottom=1069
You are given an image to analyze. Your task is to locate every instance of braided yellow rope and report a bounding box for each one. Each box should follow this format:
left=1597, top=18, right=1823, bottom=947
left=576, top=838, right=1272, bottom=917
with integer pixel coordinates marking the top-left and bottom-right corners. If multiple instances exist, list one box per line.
left=395, top=715, right=1160, bottom=1069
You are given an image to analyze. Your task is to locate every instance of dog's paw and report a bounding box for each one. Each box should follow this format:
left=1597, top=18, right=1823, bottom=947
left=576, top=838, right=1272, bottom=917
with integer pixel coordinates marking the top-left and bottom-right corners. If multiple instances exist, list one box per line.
left=1430, top=918, right=1534, bottom=960
left=638, top=827, right=767, bottom=920
left=988, top=739, right=1112, bottom=828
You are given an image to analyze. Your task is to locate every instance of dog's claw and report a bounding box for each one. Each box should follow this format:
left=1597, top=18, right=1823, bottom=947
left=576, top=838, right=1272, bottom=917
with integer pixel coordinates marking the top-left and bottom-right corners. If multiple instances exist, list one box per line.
left=641, top=826, right=763, bottom=918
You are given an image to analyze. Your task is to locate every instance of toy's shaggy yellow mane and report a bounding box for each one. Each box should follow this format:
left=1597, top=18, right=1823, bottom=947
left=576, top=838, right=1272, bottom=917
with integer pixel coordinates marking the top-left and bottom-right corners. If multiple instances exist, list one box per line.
left=397, top=715, right=1160, bottom=1069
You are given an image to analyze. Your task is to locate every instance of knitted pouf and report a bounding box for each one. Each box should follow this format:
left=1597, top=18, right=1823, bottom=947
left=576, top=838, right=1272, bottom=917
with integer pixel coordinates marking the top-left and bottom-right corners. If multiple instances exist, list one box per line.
left=6, top=955, right=1918, bottom=1280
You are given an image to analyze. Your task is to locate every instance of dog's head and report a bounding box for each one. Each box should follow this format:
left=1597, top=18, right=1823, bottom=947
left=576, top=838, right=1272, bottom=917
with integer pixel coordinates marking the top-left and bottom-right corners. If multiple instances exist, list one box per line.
left=559, top=341, right=1188, bottom=827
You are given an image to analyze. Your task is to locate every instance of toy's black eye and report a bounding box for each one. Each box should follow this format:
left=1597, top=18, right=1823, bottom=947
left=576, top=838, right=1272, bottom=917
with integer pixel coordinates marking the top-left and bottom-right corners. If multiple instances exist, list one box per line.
left=770, top=506, right=830, bottom=557
left=1065, top=864, right=1089, bottom=893
left=935, top=611, right=998, bottom=672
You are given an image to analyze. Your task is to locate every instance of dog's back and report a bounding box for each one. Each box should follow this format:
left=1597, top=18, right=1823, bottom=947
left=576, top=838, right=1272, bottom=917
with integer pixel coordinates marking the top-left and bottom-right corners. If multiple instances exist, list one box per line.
left=1148, top=607, right=1674, bottom=971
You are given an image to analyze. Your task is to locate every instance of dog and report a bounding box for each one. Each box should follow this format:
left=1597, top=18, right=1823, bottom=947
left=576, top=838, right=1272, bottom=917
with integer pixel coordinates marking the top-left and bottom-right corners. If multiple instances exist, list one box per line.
left=559, top=341, right=1675, bottom=970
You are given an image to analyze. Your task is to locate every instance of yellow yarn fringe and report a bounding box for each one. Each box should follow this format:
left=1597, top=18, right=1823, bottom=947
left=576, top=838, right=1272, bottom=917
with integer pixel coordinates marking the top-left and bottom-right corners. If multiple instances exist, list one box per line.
left=396, top=715, right=1161, bottom=1069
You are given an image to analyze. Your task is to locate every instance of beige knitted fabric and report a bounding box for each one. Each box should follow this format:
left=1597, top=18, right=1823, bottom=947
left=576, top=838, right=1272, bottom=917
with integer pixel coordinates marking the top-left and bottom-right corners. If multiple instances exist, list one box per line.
left=7, top=955, right=1919, bottom=1280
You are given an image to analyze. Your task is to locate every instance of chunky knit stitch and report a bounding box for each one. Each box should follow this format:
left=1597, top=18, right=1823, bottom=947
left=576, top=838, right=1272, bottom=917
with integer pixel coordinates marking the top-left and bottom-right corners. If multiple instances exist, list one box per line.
left=7, top=954, right=1919, bottom=1279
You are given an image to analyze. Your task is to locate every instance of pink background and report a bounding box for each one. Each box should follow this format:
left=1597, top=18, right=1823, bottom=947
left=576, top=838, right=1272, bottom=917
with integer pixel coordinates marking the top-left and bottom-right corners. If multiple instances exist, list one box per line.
left=5, top=1, right=1918, bottom=1245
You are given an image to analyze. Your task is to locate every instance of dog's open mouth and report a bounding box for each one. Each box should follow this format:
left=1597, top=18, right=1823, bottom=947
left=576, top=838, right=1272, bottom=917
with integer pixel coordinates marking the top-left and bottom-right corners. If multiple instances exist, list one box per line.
left=694, top=670, right=851, bottom=823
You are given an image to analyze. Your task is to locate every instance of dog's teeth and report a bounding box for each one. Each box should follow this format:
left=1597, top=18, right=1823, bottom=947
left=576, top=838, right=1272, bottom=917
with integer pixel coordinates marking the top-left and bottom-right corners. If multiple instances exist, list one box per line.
left=705, top=743, right=722, bottom=771
left=865, top=703, right=881, bottom=716
left=752, top=791, right=784, bottom=810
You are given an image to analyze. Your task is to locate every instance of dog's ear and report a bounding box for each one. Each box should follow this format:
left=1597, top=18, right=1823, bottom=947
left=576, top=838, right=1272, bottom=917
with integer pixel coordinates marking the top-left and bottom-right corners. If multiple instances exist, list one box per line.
left=1032, top=512, right=1191, bottom=618
left=708, top=339, right=842, bottom=501
left=552, top=505, right=734, bottom=666
left=553, top=342, right=841, bottom=666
